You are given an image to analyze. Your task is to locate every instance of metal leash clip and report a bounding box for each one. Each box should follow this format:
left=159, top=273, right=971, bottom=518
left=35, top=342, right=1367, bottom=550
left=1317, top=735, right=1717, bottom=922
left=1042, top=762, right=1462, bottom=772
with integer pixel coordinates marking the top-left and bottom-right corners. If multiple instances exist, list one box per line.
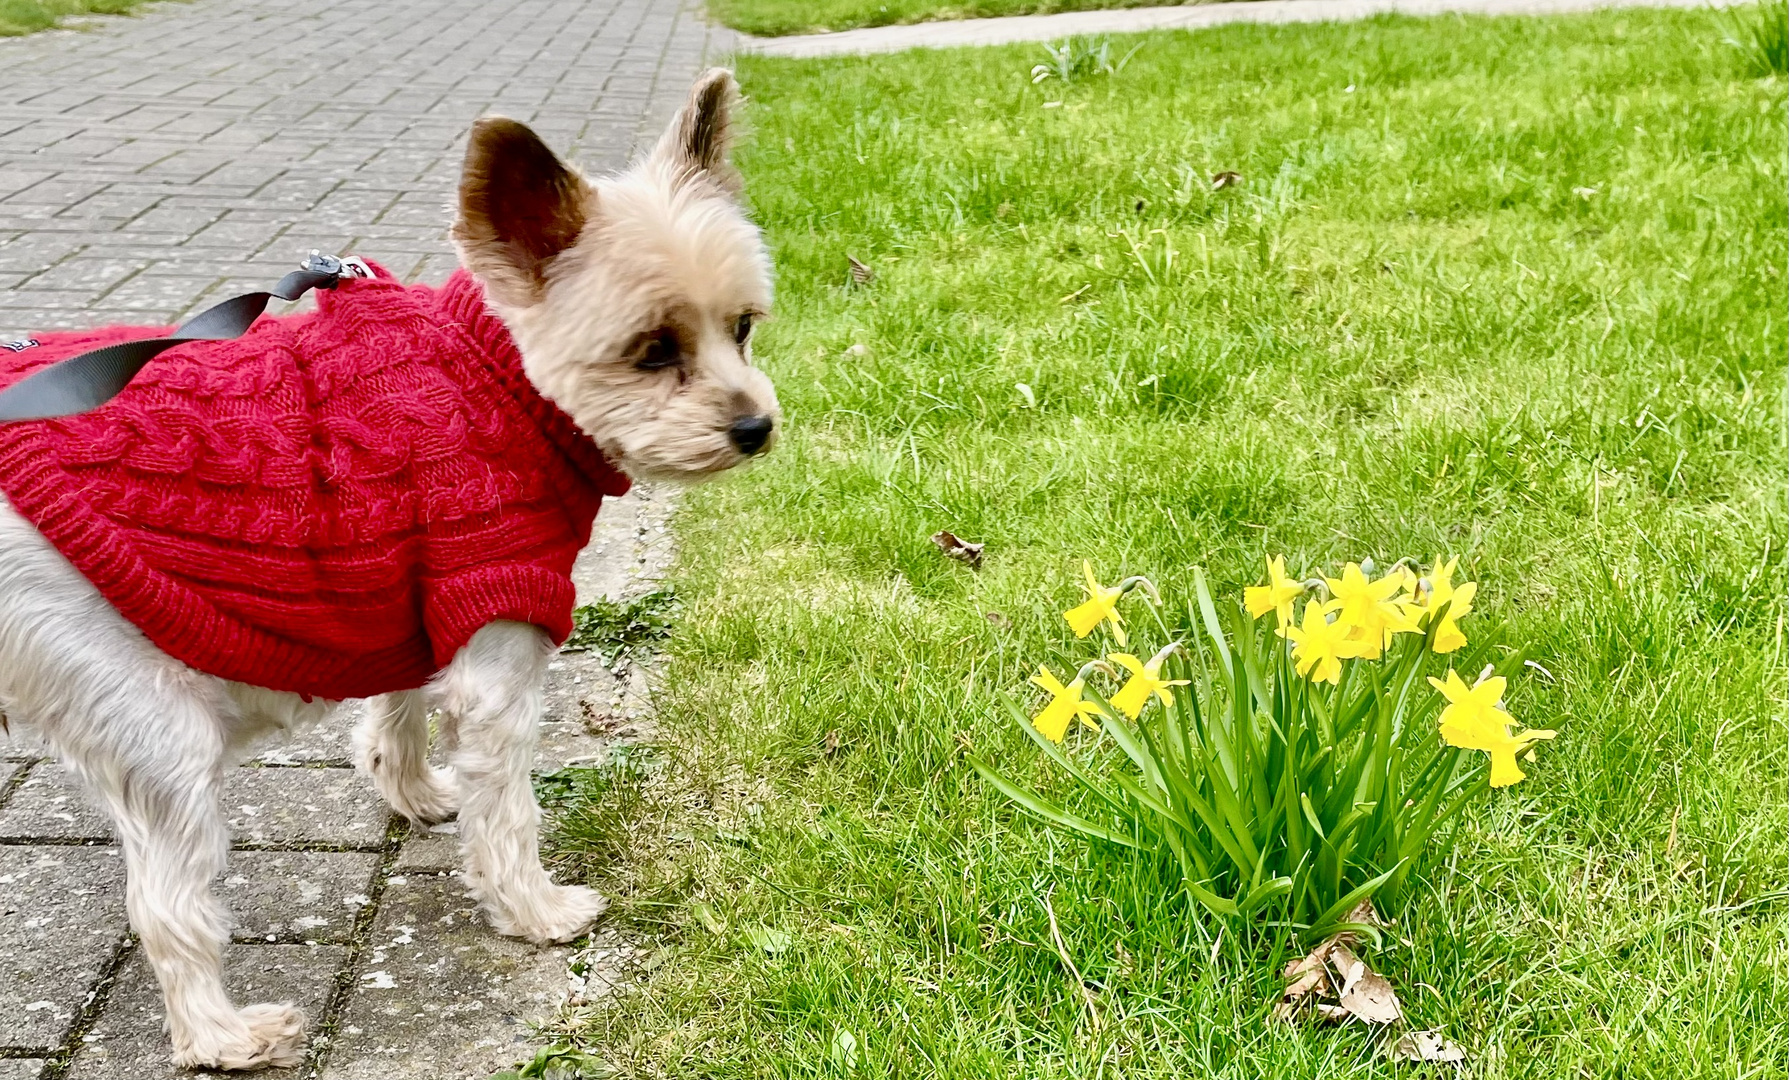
left=301, top=251, right=374, bottom=280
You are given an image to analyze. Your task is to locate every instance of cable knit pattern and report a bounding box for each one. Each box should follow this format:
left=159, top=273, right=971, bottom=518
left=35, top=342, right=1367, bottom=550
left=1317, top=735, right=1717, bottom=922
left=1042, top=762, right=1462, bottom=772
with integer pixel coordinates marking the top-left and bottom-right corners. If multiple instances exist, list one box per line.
left=0, top=264, right=630, bottom=700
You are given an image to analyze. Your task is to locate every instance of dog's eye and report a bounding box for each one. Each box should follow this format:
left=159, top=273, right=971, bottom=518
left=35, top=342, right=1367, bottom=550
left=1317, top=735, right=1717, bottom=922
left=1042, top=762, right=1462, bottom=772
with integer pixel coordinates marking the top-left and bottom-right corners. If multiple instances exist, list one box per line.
left=635, top=331, right=681, bottom=371
left=733, top=314, right=754, bottom=345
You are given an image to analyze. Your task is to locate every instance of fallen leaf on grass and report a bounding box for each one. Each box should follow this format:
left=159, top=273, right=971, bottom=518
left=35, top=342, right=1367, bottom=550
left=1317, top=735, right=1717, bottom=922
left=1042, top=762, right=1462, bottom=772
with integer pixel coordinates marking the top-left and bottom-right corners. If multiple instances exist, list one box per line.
left=745, top=926, right=792, bottom=953
left=1274, top=900, right=1402, bottom=1024
left=1329, top=943, right=1403, bottom=1024
left=931, top=530, right=984, bottom=568
left=691, top=901, right=726, bottom=935
left=848, top=255, right=874, bottom=285
left=1389, top=1029, right=1468, bottom=1064
left=1211, top=170, right=1242, bottom=190
left=821, top=728, right=842, bottom=756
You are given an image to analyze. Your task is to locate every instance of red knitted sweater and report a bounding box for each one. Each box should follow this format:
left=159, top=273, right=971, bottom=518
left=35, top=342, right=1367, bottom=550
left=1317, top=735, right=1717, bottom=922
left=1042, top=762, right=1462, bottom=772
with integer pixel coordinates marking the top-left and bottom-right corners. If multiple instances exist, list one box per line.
left=0, top=265, right=630, bottom=700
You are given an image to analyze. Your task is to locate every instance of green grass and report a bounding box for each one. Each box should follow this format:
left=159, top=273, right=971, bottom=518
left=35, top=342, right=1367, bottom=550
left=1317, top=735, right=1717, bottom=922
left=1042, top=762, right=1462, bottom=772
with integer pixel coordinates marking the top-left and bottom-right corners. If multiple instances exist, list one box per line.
left=711, top=0, right=1207, bottom=39
left=544, top=9, right=1787, bottom=1077
left=0, top=0, right=157, bottom=35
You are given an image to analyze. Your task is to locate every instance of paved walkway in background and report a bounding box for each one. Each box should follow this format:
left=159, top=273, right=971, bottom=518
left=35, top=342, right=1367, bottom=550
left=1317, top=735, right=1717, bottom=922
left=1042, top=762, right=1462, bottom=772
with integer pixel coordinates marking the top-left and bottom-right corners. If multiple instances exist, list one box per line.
left=740, top=0, right=1733, bottom=57
left=0, top=0, right=716, bottom=1076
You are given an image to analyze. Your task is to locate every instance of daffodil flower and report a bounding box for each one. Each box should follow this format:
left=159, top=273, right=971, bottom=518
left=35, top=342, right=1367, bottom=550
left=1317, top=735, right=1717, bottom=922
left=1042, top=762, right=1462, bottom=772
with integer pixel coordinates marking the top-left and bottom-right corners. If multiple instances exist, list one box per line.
left=1428, top=668, right=1556, bottom=787
left=1278, top=598, right=1362, bottom=685
left=1325, top=562, right=1420, bottom=659
left=1420, top=556, right=1477, bottom=654
left=1107, top=645, right=1191, bottom=720
left=1064, top=560, right=1128, bottom=645
left=1030, top=663, right=1105, bottom=743
left=1244, top=554, right=1305, bottom=626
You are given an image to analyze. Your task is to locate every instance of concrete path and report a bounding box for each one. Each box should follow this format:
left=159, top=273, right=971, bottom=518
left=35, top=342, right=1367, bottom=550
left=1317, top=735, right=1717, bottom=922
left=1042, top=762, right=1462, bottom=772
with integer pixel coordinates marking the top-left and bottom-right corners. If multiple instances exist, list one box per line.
left=739, top=0, right=1733, bottom=57
left=0, top=0, right=712, bottom=1076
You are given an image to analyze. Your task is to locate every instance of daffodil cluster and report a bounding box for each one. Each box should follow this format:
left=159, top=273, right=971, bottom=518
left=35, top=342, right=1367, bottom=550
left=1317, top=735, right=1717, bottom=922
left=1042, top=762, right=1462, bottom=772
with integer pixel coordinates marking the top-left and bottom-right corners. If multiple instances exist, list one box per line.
left=1245, top=553, right=1550, bottom=786
left=1028, top=562, right=1185, bottom=742
left=1248, top=555, right=1476, bottom=676
left=1029, top=556, right=1554, bottom=788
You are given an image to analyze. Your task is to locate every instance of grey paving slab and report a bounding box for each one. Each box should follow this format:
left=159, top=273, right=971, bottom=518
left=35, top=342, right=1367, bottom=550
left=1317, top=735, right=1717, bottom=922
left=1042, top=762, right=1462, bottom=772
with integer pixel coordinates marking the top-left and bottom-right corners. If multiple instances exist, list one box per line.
left=0, top=1061, right=46, bottom=1080
left=740, top=0, right=1738, bottom=56
left=320, top=875, right=575, bottom=1080
left=225, top=768, right=392, bottom=849
left=0, top=846, right=128, bottom=1052
left=66, top=944, right=346, bottom=1080
left=0, top=0, right=735, bottom=335
left=0, top=763, right=110, bottom=841
left=0, top=764, right=390, bottom=847
left=224, top=850, right=382, bottom=944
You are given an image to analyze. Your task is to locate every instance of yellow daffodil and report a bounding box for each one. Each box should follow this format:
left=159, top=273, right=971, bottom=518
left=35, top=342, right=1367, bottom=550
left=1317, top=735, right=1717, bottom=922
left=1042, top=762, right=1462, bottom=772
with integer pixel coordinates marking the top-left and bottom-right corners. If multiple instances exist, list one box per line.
left=1428, top=668, right=1556, bottom=787
left=1326, top=562, right=1420, bottom=660
left=1107, top=651, right=1191, bottom=720
left=1064, top=560, right=1127, bottom=645
left=1422, top=557, right=1477, bottom=654
left=1030, top=664, right=1104, bottom=743
left=1244, top=555, right=1305, bottom=626
left=1278, top=598, right=1362, bottom=685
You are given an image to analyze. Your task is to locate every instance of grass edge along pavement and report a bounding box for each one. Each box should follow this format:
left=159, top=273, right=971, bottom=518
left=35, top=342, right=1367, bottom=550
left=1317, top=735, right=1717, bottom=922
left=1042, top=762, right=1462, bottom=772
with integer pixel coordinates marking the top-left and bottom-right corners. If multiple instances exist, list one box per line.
left=533, top=7, right=1785, bottom=1078
left=0, top=0, right=162, bottom=36
left=709, top=0, right=1214, bottom=38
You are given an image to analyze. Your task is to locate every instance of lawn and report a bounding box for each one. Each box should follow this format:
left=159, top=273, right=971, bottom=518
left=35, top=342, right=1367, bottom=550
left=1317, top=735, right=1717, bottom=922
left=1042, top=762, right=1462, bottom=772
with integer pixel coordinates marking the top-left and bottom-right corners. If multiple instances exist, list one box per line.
left=711, top=0, right=1202, bottom=38
left=0, top=0, right=156, bottom=35
left=543, top=9, right=1786, bottom=1077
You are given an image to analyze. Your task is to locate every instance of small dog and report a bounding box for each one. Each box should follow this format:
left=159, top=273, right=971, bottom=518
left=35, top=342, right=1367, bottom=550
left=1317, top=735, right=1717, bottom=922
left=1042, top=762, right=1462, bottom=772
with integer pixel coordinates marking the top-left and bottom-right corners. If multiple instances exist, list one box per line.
left=0, top=69, right=774, bottom=1069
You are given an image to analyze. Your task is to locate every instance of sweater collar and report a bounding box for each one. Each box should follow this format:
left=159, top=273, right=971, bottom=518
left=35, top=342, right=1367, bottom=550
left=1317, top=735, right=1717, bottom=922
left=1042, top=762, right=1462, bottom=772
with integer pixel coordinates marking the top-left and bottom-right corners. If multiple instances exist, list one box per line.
left=436, top=270, right=632, bottom=498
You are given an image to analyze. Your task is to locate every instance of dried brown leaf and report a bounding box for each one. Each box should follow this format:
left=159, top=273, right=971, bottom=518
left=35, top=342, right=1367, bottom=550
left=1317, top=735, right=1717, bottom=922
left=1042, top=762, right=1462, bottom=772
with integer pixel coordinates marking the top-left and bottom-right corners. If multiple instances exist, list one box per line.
left=848, top=255, right=874, bottom=285
left=931, top=530, right=984, bottom=568
left=1389, top=1029, right=1468, bottom=1064
left=1328, top=944, right=1403, bottom=1025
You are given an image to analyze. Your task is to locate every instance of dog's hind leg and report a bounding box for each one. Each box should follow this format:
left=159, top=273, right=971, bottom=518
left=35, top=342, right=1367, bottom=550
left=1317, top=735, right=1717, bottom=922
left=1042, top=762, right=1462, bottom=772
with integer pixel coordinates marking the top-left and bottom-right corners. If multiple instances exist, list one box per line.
left=354, top=690, right=458, bottom=824
left=0, top=502, right=306, bottom=1069
left=432, top=621, right=609, bottom=944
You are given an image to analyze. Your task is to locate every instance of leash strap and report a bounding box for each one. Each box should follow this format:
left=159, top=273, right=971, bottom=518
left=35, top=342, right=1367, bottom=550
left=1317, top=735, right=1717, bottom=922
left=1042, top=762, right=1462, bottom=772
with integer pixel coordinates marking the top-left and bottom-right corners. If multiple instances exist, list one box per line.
left=0, top=252, right=369, bottom=424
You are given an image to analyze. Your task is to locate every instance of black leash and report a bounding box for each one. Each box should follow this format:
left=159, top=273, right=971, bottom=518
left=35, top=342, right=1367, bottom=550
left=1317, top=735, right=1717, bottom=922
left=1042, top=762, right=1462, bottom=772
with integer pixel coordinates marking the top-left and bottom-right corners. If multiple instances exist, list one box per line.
left=0, top=252, right=370, bottom=424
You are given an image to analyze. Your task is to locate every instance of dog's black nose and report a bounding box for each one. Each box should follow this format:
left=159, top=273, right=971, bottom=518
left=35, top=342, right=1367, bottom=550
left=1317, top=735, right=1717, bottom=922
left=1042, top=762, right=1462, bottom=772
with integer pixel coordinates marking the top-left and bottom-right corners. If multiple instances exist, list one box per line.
left=729, top=415, right=774, bottom=455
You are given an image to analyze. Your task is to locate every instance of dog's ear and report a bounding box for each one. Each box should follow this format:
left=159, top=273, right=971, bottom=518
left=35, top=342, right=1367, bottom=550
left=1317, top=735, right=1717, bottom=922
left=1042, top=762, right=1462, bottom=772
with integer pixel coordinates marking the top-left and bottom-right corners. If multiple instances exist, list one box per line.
left=453, top=117, right=592, bottom=307
left=650, top=68, right=742, bottom=195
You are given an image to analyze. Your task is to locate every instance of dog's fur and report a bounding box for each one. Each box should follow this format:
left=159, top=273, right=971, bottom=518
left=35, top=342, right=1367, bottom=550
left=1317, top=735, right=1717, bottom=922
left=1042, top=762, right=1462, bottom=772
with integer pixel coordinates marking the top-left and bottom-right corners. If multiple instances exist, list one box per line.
left=0, top=69, right=775, bottom=1070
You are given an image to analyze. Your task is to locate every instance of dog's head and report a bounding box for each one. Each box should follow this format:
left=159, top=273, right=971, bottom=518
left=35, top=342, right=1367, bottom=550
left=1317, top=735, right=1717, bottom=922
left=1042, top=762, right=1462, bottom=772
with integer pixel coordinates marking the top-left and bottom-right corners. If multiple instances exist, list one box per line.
left=451, top=69, right=778, bottom=481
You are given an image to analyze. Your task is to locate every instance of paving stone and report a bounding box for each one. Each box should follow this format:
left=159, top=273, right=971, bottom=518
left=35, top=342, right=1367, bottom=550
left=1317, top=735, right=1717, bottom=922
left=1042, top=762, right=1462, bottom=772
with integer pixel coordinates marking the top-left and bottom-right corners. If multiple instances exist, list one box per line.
left=0, top=1062, right=46, bottom=1080
left=0, top=763, right=110, bottom=841
left=224, top=850, right=381, bottom=944
left=67, top=944, right=344, bottom=1080
left=320, top=874, right=574, bottom=1080
left=392, top=823, right=461, bottom=875
left=0, top=846, right=128, bottom=1052
left=0, top=764, right=390, bottom=847
left=226, top=768, right=392, bottom=849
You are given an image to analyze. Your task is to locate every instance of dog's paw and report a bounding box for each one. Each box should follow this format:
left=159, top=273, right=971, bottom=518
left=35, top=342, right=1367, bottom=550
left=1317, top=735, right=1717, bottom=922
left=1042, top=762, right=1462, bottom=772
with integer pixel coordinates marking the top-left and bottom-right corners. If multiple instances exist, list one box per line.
left=491, top=884, right=611, bottom=945
left=172, top=1001, right=306, bottom=1071
left=380, top=764, right=460, bottom=825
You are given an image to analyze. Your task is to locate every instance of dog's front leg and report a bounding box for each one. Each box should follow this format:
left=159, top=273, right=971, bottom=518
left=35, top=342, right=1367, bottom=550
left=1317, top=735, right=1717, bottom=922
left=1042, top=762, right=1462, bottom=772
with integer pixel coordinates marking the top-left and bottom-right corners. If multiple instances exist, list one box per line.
left=354, top=690, right=458, bottom=824
left=433, top=621, right=609, bottom=943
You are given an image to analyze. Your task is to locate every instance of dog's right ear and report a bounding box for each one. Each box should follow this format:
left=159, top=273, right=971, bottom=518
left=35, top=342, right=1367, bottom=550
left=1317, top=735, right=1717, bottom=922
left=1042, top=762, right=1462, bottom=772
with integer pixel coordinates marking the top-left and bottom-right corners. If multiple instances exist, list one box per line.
left=452, top=117, right=592, bottom=308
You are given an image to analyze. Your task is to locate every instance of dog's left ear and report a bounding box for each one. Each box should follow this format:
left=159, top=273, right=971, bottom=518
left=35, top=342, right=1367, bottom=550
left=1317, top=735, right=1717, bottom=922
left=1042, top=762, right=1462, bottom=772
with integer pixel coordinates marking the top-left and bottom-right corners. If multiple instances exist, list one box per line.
left=650, top=68, right=742, bottom=195
left=453, top=116, right=593, bottom=308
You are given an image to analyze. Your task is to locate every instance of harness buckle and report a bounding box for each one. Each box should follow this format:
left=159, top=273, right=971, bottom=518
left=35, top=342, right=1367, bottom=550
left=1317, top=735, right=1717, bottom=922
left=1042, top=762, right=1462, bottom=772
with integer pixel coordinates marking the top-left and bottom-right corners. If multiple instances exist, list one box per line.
left=300, top=251, right=373, bottom=279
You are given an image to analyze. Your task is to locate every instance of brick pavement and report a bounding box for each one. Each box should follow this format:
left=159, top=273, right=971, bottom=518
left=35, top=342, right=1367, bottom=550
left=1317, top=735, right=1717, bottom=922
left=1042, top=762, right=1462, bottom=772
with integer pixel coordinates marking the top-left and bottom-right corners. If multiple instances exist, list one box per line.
left=0, top=0, right=718, bottom=1075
